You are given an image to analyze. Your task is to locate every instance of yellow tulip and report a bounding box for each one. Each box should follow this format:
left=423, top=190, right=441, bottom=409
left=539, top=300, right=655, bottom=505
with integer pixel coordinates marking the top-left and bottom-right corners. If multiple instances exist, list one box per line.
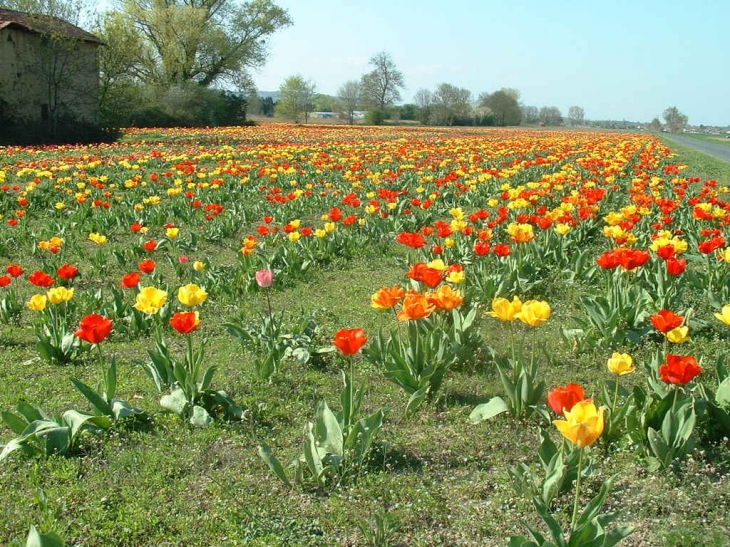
left=133, top=287, right=168, bottom=315
left=665, top=326, right=690, bottom=344
left=427, top=259, right=447, bottom=271
left=177, top=284, right=208, bottom=307
left=515, top=300, right=551, bottom=327
left=27, top=294, right=47, bottom=312
left=714, top=304, right=730, bottom=326
left=47, top=287, right=74, bottom=305
left=166, top=227, right=180, bottom=239
left=88, top=232, right=107, bottom=245
left=607, top=353, right=634, bottom=375
left=193, top=261, right=206, bottom=273
left=486, top=296, right=522, bottom=321
left=446, top=270, right=465, bottom=284
left=553, top=400, right=605, bottom=448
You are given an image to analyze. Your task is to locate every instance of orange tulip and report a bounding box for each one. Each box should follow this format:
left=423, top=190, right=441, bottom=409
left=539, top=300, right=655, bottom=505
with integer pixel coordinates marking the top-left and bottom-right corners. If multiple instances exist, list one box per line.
left=397, top=291, right=435, bottom=321
left=371, top=285, right=405, bottom=310
left=427, top=285, right=463, bottom=311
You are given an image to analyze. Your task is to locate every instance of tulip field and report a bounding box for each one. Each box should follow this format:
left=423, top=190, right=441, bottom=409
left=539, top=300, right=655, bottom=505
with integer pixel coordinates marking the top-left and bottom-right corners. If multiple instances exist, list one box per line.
left=1, top=125, right=729, bottom=546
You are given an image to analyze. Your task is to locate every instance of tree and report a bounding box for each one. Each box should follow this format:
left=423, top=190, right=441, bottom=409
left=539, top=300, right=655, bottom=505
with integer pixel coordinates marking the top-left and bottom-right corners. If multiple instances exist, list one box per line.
left=649, top=118, right=662, bottom=132
left=337, top=80, right=362, bottom=125
left=431, top=83, right=472, bottom=126
left=361, top=51, right=404, bottom=113
left=0, top=0, right=92, bottom=26
left=539, top=106, right=563, bottom=126
left=113, top=0, right=292, bottom=87
left=276, top=75, right=316, bottom=123
left=662, top=106, right=688, bottom=133
left=413, top=88, right=433, bottom=125
left=520, top=104, right=539, bottom=125
left=480, top=89, right=522, bottom=126
left=567, top=106, right=585, bottom=126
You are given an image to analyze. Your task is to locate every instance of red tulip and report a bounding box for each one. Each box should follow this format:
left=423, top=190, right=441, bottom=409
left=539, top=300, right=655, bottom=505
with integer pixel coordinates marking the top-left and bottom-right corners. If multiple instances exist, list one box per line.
left=121, top=272, right=141, bottom=288
left=651, top=310, right=684, bottom=333
left=333, top=328, right=368, bottom=355
left=74, top=314, right=113, bottom=344
left=548, top=383, right=586, bottom=415
left=170, top=311, right=200, bottom=334
left=28, top=270, right=54, bottom=287
left=660, top=354, right=702, bottom=385
left=666, top=258, right=687, bottom=276
left=0, top=275, right=11, bottom=287
left=57, top=264, right=79, bottom=280
left=6, top=264, right=24, bottom=277
left=139, top=260, right=156, bottom=274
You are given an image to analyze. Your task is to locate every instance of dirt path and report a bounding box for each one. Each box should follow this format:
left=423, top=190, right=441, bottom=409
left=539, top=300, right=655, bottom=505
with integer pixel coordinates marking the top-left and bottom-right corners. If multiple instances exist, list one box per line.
left=663, top=134, right=730, bottom=163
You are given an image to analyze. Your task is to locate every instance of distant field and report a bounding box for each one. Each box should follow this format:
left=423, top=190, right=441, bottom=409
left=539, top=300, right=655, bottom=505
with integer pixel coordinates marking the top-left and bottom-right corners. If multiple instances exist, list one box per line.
left=1, top=126, right=729, bottom=547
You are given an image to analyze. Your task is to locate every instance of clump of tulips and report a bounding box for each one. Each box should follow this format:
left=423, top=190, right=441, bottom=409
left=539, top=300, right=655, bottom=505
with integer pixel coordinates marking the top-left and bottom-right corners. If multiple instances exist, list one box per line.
left=471, top=296, right=551, bottom=423
left=260, top=328, right=386, bottom=488
left=365, top=261, right=482, bottom=416
left=509, top=388, right=634, bottom=547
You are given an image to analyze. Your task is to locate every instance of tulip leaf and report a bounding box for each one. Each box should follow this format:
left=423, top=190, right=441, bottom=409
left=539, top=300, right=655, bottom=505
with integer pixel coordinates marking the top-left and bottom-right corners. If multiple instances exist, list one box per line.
left=26, top=525, right=65, bottom=547
left=469, top=397, right=509, bottom=423
left=406, top=386, right=429, bottom=418
left=258, top=442, right=291, bottom=487
left=315, top=401, right=343, bottom=457
left=2, top=410, right=28, bottom=435
left=716, top=377, right=730, bottom=407
left=70, top=378, right=113, bottom=417
left=160, top=387, right=188, bottom=415
left=189, top=405, right=212, bottom=427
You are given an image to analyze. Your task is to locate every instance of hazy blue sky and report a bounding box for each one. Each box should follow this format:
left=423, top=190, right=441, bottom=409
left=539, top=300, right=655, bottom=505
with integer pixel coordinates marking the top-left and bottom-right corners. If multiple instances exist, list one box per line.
left=249, top=0, right=729, bottom=126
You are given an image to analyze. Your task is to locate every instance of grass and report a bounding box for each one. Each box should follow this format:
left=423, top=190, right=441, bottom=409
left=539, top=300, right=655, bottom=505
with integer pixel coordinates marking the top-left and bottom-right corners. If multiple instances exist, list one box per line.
left=1, top=133, right=730, bottom=546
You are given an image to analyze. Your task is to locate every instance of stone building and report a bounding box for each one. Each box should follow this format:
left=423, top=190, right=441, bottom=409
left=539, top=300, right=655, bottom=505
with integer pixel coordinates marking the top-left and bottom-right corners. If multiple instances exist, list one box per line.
left=0, top=9, right=103, bottom=128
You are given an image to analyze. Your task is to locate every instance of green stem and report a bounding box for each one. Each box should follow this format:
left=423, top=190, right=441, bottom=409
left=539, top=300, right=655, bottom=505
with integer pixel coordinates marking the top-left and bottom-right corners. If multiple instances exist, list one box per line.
left=509, top=321, right=515, bottom=364
left=570, top=447, right=585, bottom=533
left=671, top=385, right=680, bottom=414
left=612, top=377, right=620, bottom=413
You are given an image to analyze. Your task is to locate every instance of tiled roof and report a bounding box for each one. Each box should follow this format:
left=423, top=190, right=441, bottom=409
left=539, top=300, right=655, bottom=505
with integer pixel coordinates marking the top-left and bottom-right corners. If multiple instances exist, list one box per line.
left=0, top=8, right=102, bottom=44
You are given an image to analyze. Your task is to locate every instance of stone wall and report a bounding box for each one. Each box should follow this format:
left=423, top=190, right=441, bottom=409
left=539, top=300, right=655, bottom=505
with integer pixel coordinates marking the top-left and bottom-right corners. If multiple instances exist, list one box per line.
left=0, top=26, right=100, bottom=124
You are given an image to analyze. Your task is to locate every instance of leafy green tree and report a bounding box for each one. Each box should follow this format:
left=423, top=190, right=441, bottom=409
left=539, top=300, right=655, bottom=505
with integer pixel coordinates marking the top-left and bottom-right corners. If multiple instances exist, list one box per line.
left=361, top=51, right=404, bottom=116
left=432, top=83, right=472, bottom=126
left=649, top=117, right=662, bottom=132
left=480, top=89, right=522, bottom=126
left=539, top=106, right=563, bottom=126
left=337, top=80, right=362, bottom=124
left=662, top=106, right=688, bottom=133
left=277, top=75, right=316, bottom=123
left=113, top=0, right=292, bottom=87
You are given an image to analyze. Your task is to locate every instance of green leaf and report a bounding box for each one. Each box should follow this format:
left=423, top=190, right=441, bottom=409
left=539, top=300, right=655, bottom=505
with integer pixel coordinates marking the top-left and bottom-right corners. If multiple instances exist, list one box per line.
left=17, top=402, right=45, bottom=423
left=62, top=410, right=112, bottom=438
left=26, top=525, right=65, bottom=547
left=2, top=411, right=28, bottom=434
left=315, top=401, right=343, bottom=457
left=468, top=397, right=509, bottom=423
left=716, top=377, right=730, bottom=407
left=160, top=387, right=188, bottom=415
left=190, top=405, right=212, bottom=427
left=258, top=442, right=291, bottom=487
left=70, top=378, right=113, bottom=417
left=406, top=386, right=429, bottom=418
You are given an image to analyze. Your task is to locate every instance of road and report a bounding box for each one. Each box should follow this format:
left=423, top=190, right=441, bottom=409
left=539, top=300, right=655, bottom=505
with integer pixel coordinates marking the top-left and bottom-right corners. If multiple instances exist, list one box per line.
left=662, top=134, right=730, bottom=163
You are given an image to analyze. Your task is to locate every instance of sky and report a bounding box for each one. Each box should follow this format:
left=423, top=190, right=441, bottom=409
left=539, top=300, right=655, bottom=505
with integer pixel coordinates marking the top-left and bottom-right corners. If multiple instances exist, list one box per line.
left=247, top=0, right=730, bottom=126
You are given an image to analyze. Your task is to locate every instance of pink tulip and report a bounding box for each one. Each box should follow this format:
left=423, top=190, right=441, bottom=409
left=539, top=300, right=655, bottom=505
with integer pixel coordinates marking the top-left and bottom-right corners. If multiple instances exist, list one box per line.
left=255, top=269, right=273, bottom=288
